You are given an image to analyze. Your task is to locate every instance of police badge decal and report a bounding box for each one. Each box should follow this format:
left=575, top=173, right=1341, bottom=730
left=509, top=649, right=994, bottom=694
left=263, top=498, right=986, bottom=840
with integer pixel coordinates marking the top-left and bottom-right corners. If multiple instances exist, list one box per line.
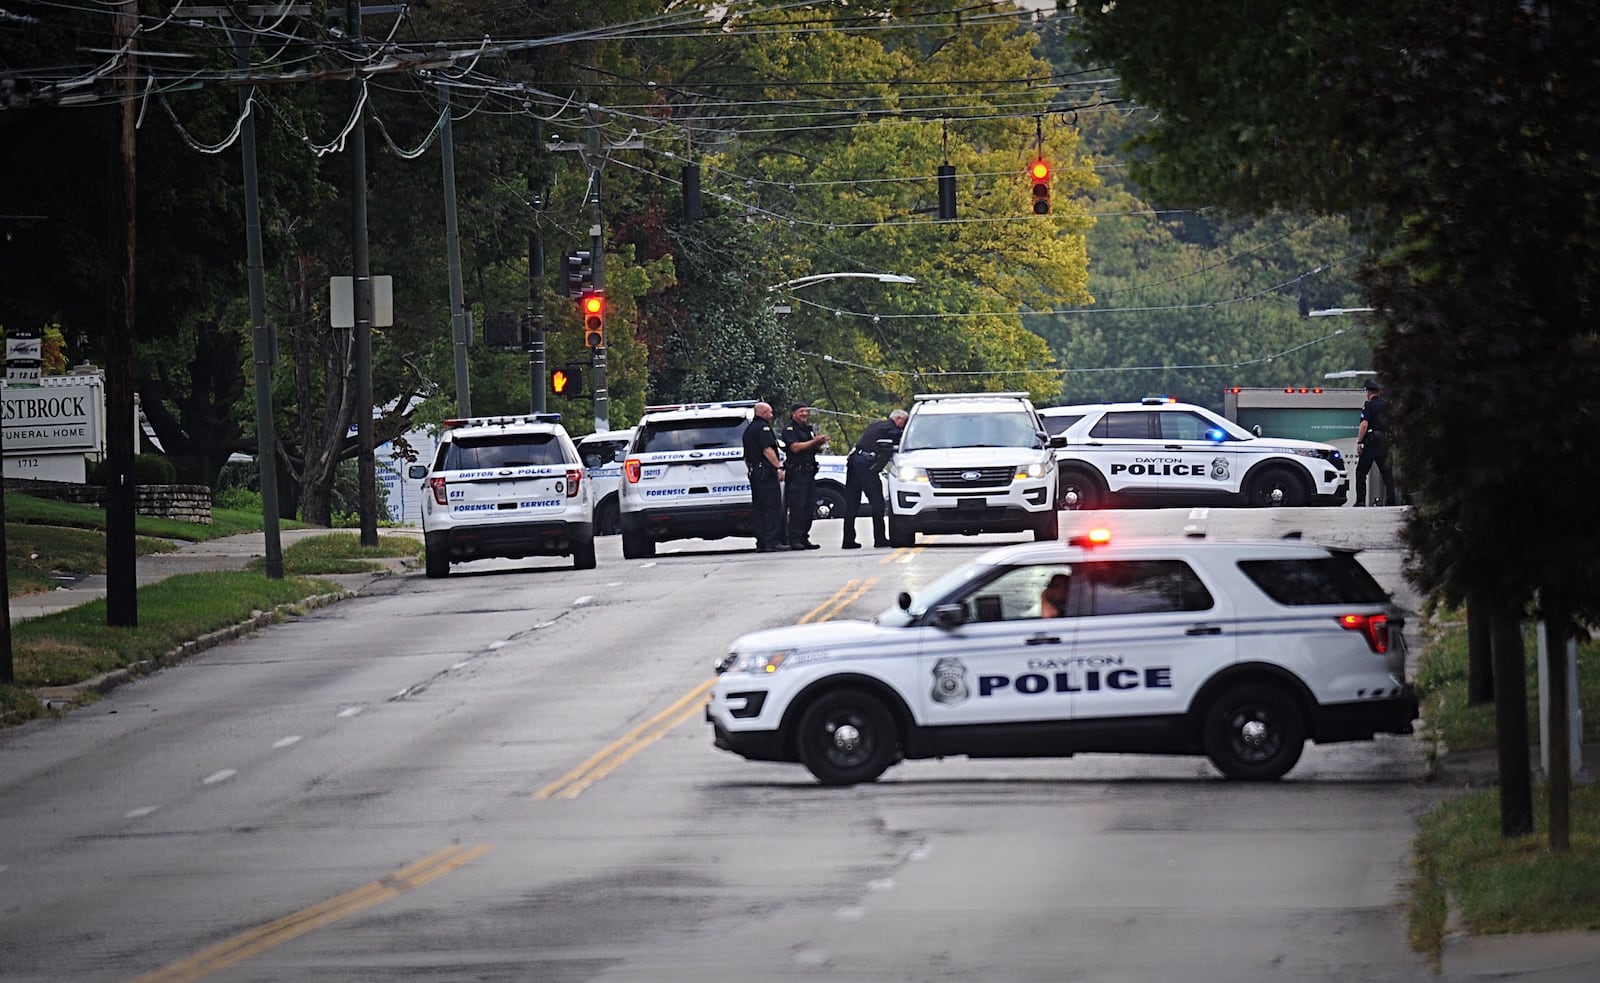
left=931, top=657, right=970, bottom=705
left=1209, top=457, right=1229, bottom=482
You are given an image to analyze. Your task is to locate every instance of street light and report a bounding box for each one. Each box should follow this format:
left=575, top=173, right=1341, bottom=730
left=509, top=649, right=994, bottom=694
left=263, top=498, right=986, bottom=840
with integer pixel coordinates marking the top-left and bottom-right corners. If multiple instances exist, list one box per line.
left=767, top=272, right=917, bottom=292
left=1308, top=307, right=1377, bottom=317
left=1324, top=370, right=1377, bottom=380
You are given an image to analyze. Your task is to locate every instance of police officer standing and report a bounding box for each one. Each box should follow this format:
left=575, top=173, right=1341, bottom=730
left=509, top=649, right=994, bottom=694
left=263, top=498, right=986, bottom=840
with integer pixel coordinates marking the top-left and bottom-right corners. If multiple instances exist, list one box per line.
left=781, top=402, right=828, bottom=550
left=743, top=401, right=788, bottom=551
left=841, top=408, right=908, bottom=549
left=1354, top=378, right=1398, bottom=506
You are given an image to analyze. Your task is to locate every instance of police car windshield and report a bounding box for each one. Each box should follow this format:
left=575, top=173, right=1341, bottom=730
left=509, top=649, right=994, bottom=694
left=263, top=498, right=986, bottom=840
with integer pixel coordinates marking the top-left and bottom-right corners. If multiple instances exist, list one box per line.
left=901, top=411, right=1040, bottom=451
left=442, top=433, right=568, bottom=469
left=634, top=418, right=747, bottom=453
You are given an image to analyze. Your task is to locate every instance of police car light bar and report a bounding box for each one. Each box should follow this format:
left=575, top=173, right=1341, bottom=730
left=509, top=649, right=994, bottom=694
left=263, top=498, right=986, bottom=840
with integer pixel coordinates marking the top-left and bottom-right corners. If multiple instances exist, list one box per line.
left=913, top=392, right=1030, bottom=401
left=643, top=400, right=758, bottom=413
left=1140, top=396, right=1178, bottom=404
left=442, top=413, right=562, bottom=429
left=1066, top=528, right=1112, bottom=547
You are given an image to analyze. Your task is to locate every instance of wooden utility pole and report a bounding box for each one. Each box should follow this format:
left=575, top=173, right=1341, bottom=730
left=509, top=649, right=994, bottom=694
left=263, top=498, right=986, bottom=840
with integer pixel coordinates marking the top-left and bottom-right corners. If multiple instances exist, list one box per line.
left=105, top=0, right=139, bottom=627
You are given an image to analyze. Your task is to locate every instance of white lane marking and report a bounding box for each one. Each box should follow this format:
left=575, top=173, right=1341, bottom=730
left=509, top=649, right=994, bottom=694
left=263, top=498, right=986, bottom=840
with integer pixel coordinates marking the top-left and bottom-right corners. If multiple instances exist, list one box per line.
left=573, top=595, right=594, bottom=606
left=489, top=640, right=507, bottom=650
left=868, top=877, right=894, bottom=892
left=272, top=735, right=302, bottom=749
left=202, top=769, right=237, bottom=785
left=337, top=706, right=363, bottom=719
left=908, top=844, right=933, bottom=861
left=126, top=806, right=159, bottom=819
left=606, top=581, right=623, bottom=587
left=640, top=562, right=658, bottom=569
left=451, top=661, right=470, bottom=670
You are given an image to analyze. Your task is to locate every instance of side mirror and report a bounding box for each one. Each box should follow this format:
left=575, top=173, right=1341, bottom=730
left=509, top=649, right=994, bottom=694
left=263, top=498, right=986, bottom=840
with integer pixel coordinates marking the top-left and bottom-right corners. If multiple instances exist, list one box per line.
left=408, top=464, right=429, bottom=480
left=1048, top=434, right=1068, bottom=448
left=1251, top=425, right=1263, bottom=438
left=931, top=603, right=966, bottom=630
left=897, top=590, right=912, bottom=611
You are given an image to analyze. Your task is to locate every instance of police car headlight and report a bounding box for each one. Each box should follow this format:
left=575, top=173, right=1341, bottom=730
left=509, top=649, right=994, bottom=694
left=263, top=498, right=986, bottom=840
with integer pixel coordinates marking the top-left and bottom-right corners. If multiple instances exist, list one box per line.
left=894, top=464, right=926, bottom=482
left=1017, top=462, right=1047, bottom=479
left=728, top=650, right=789, bottom=675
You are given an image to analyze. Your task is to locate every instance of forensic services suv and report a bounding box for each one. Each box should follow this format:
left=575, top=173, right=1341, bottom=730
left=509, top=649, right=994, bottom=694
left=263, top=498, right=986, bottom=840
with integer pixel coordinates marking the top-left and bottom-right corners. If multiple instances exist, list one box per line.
left=407, top=414, right=595, bottom=577
left=885, top=392, right=1063, bottom=546
left=707, top=530, right=1416, bottom=785
left=1040, top=398, right=1348, bottom=510
left=577, top=427, right=635, bottom=536
left=618, top=401, right=759, bottom=559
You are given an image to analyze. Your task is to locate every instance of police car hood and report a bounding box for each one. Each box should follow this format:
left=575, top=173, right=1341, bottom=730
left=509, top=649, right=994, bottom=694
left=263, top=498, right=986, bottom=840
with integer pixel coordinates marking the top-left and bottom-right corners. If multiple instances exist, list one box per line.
left=730, top=619, right=895, bottom=653
left=897, top=446, right=1045, bottom=466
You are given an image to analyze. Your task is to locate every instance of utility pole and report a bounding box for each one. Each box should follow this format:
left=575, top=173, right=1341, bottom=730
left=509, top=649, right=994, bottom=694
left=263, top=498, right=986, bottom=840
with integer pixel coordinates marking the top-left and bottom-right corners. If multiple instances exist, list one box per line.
left=234, top=9, right=283, bottom=579
left=105, top=0, right=139, bottom=627
left=586, top=105, right=608, bottom=433
left=529, top=117, right=547, bottom=415
left=439, top=79, right=470, bottom=418
left=348, top=0, right=377, bottom=547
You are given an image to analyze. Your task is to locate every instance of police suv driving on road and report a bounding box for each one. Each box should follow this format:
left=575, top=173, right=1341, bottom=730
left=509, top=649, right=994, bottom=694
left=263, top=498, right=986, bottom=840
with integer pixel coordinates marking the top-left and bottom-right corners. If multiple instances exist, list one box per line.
left=1040, top=398, right=1348, bottom=509
left=707, top=531, right=1416, bottom=785
left=885, top=392, right=1063, bottom=547
left=408, top=414, right=595, bottom=577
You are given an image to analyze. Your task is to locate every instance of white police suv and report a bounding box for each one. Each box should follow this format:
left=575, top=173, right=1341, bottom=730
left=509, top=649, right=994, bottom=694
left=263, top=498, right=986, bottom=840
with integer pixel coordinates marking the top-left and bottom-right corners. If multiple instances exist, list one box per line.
left=408, top=414, right=595, bottom=577
left=618, top=401, right=759, bottom=559
left=707, top=531, right=1416, bottom=785
left=885, top=392, right=1063, bottom=546
left=1040, top=398, right=1348, bottom=509
left=577, top=427, right=634, bottom=536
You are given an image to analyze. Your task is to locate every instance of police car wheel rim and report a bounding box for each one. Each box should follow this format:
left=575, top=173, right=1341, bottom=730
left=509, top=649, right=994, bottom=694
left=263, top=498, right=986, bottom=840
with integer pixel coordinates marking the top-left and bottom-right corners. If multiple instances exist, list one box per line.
left=820, top=712, right=874, bottom=766
left=1223, top=706, right=1282, bottom=762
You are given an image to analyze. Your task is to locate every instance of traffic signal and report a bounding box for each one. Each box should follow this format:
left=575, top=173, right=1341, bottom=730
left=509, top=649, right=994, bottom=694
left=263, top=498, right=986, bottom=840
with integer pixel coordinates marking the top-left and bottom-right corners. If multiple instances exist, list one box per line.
left=564, top=251, right=593, bottom=298
left=550, top=363, right=585, bottom=397
left=1029, top=158, right=1051, bottom=215
left=937, top=163, right=957, bottom=220
left=484, top=310, right=521, bottom=349
left=580, top=290, right=605, bottom=348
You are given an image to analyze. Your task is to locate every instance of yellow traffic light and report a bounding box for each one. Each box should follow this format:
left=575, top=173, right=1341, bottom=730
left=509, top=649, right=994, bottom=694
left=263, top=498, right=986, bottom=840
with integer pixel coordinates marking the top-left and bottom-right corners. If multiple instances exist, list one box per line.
left=1029, top=158, right=1051, bottom=215
left=580, top=290, right=605, bottom=348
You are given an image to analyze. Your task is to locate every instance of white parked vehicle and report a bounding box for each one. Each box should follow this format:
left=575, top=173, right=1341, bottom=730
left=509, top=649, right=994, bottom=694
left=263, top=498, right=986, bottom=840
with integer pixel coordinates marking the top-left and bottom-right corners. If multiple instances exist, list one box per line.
left=407, top=414, right=595, bottom=577
left=1040, top=398, right=1349, bottom=509
left=885, top=392, right=1063, bottom=546
left=707, top=531, right=1416, bottom=785
left=617, top=401, right=759, bottom=559
left=577, top=427, right=635, bottom=536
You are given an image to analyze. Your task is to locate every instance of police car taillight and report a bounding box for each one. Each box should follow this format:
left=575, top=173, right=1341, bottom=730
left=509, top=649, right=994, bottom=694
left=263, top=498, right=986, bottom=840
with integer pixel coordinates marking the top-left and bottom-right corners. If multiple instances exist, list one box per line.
left=565, top=468, right=582, bottom=497
left=624, top=458, right=642, bottom=483
left=1066, top=528, right=1112, bottom=547
left=1337, top=613, right=1389, bottom=654
left=427, top=475, right=448, bottom=506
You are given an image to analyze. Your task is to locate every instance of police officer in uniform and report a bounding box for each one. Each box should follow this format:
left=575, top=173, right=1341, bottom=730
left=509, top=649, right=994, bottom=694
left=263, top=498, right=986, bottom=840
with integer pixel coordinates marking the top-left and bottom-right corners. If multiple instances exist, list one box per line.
left=781, top=402, right=829, bottom=550
left=841, top=408, right=908, bottom=549
left=1354, top=378, right=1398, bottom=506
left=743, top=401, right=788, bottom=551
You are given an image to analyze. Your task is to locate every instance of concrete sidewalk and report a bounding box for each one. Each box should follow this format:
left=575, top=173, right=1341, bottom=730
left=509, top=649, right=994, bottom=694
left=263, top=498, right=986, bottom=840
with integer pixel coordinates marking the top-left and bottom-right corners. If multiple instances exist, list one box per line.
left=7, top=527, right=421, bottom=624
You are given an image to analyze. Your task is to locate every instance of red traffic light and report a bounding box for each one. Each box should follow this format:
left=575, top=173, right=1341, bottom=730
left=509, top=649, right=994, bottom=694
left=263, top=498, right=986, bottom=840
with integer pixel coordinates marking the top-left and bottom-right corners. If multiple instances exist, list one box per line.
left=1029, top=158, right=1051, bottom=215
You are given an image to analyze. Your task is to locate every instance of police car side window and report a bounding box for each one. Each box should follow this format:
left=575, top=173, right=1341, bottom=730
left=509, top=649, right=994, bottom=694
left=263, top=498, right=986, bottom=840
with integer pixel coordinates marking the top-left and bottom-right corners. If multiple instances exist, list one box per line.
left=1043, top=414, right=1084, bottom=436
left=1237, top=557, right=1389, bottom=605
left=1158, top=413, right=1214, bottom=441
left=954, top=565, right=1074, bottom=621
left=1090, top=411, right=1154, bottom=439
left=1077, top=561, right=1213, bottom=616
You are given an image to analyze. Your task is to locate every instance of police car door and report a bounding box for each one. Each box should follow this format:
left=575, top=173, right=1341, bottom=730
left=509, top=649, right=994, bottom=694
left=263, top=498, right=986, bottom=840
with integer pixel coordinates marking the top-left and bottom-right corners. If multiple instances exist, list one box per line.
left=1064, top=557, right=1234, bottom=734
left=1152, top=408, right=1245, bottom=498
left=915, top=563, right=1077, bottom=729
left=1081, top=409, right=1164, bottom=501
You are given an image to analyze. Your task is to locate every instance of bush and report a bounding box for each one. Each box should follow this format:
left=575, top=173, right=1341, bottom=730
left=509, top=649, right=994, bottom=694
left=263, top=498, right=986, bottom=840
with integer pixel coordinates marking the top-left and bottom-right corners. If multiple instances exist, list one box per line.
left=86, top=453, right=177, bottom=485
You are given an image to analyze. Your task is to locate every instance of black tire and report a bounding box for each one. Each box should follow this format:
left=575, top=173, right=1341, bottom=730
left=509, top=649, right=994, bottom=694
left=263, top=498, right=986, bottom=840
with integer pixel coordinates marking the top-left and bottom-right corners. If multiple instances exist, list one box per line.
left=572, top=534, right=597, bottom=570
left=1247, top=466, right=1307, bottom=507
left=795, top=689, right=899, bottom=786
left=424, top=543, right=450, bottom=579
left=621, top=527, right=655, bottom=559
left=887, top=514, right=915, bottom=548
left=595, top=497, right=621, bottom=536
left=1058, top=468, right=1105, bottom=510
left=1202, top=683, right=1306, bottom=780
left=812, top=485, right=847, bottom=522
left=1033, top=509, right=1059, bottom=542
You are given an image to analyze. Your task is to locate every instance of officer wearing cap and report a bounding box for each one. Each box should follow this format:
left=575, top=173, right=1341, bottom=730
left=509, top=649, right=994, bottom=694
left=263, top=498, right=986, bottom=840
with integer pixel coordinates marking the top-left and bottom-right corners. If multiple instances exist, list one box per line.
left=743, top=401, right=788, bottom=551
left=781, top=402, right=829, bottom=550
left=1354, top=378, right=1397, bottom=506
left=841, top=408, right=908, bottom=549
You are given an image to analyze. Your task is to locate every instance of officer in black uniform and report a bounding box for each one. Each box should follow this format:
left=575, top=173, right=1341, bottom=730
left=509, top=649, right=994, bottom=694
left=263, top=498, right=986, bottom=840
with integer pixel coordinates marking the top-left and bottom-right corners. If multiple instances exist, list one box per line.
left=781, top=402, right=829, bottom=550
left=743, top=401, right=788, bottom=551
left=841, top=408, right=908, bottom=549
left=1354, top=378, right=1398, bottom=506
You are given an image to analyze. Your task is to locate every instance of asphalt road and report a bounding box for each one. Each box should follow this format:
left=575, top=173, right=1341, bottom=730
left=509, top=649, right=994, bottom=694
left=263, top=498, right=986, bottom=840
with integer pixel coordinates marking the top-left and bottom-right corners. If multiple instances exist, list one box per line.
left=1, top=508, right=1595, bottom=981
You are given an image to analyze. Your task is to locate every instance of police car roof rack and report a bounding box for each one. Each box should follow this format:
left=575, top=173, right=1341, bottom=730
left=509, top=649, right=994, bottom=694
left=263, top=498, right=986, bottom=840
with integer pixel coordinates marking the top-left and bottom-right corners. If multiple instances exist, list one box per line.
left=643, top=400, right=758, bottom=413
left=913, top=391, right=1030, bottom=401
left=442, top=413, right=562, bottom=429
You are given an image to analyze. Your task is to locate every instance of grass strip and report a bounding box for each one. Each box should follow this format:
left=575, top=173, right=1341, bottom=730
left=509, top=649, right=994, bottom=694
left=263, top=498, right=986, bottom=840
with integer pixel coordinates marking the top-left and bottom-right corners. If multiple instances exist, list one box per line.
left=4, top=492, right=307, bottom=541
left=247, top=531, right=421, bottom=575
left=6, top=524, right=179, bottom=597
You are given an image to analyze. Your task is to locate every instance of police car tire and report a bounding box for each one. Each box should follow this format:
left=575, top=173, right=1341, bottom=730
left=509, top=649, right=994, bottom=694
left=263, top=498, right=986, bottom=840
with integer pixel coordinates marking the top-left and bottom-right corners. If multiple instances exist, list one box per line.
left=1058, top=468, right=1105, bottom=511
left=1033, top=510, right=1060, bottom=542
left=795, top=689, right=899, bottom=786
left=595, top=498, right=620, bottom=536
left=621, top=527, right=656, bottom=559
left=887, top=515, right=915, bottom=548
left=1246, top=466, right=1307, bottom=508
left=813, top=485, right=846, bottom=522
left=573, top=535, right=597, bottom=570
left=1202, top=683, right=1306, bottom=781
left=424, top=544, right=450, bottom=579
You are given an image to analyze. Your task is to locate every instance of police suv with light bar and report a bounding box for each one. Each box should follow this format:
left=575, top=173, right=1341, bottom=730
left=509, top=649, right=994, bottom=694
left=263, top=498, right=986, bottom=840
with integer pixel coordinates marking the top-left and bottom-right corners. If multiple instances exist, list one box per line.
left=407, top=414, right=595, bottom=576
left=1040, top=398, right=1348, bottom=509
left=618, top=401, right=761, bottom=559
left=707, top=530, right=1416, bottom=785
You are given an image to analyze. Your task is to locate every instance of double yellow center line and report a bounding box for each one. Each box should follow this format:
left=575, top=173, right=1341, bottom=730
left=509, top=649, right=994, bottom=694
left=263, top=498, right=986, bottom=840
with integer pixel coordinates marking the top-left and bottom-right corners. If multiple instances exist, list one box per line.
left=534, top=576, right=878, bottom=800
left=131, top=842, right=492, bottom=982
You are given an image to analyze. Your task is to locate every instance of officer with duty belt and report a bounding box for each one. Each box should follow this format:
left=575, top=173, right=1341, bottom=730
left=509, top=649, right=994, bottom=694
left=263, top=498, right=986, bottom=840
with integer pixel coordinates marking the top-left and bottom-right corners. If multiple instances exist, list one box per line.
left=1354, top=378, right=1397, bottom=506
left=781, top=402, right=829, bottom=550
left=742, top=401, right=788, bottom=551
left=841, top=408, right=908, bottom=549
